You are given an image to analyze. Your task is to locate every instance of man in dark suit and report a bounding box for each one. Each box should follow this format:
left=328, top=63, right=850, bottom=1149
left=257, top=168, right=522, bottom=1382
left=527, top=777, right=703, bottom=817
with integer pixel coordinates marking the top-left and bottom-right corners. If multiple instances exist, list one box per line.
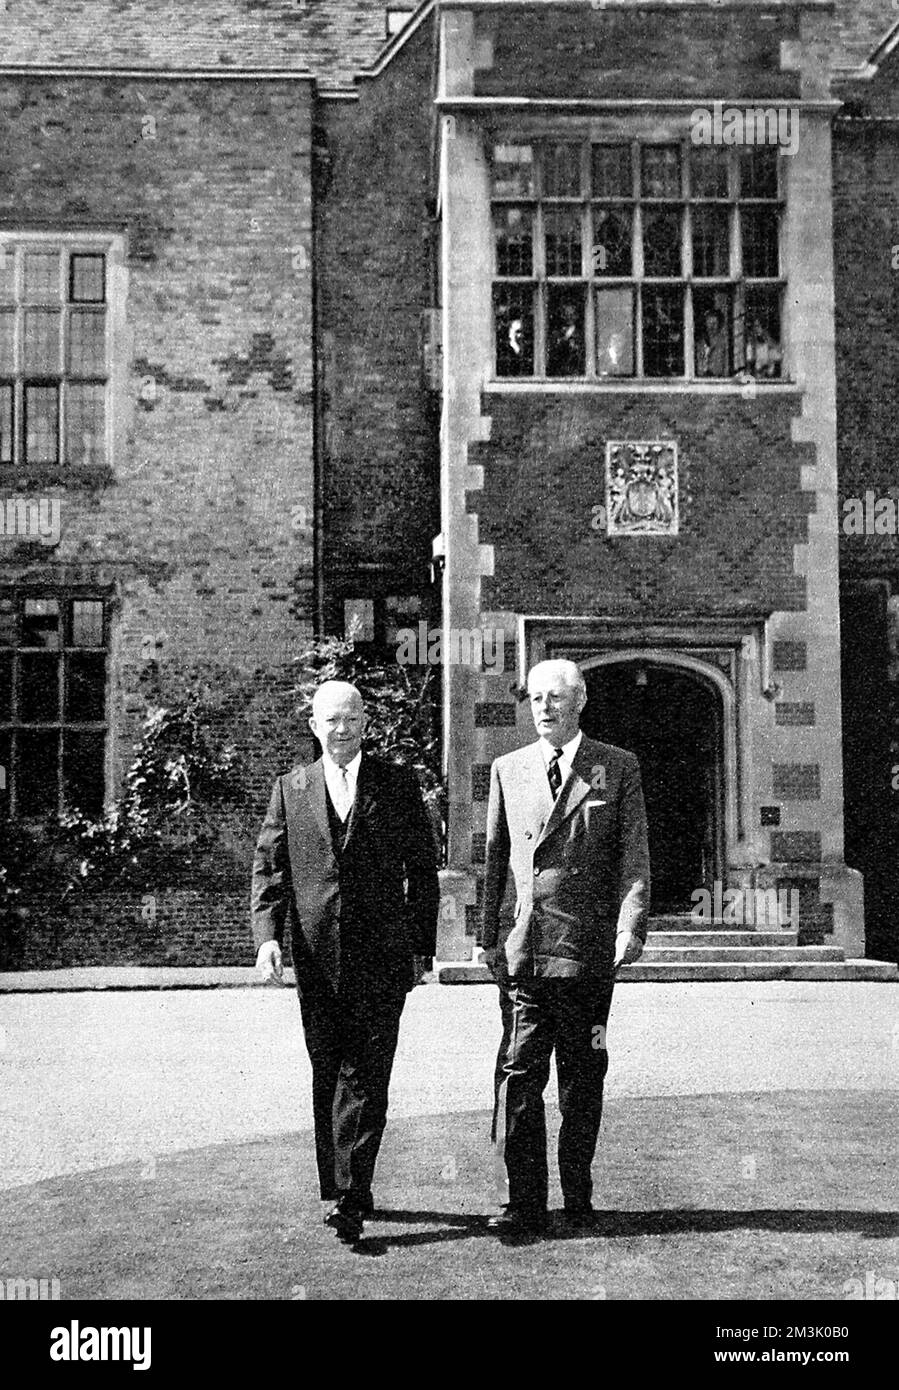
left=252, top=679, right=439, bottom=1244
left=483, top=659, right=650, bottom=1239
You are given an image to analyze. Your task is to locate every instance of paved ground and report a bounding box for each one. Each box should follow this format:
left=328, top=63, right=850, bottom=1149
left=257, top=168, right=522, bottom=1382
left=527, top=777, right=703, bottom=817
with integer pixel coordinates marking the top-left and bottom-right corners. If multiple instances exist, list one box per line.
left=1, top=980, right=897, bottom=1298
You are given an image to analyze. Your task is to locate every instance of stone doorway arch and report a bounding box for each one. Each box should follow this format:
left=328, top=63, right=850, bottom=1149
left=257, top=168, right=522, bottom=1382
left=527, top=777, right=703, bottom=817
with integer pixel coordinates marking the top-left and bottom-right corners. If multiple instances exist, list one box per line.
left=579, top=654, right=729, bottom=913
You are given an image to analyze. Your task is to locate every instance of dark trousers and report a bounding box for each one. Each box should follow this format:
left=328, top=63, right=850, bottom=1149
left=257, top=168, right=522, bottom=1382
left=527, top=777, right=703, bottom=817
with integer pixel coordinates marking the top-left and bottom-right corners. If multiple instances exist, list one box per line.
left=297, top=978, right=405, bottom=1206
left=493, top=976, right=615, bottom=1213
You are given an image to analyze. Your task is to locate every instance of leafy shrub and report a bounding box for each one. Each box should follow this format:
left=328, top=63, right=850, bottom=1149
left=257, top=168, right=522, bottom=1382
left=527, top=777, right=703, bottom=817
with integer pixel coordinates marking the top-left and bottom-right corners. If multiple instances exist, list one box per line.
left=0, top=698, right=242, bottom=913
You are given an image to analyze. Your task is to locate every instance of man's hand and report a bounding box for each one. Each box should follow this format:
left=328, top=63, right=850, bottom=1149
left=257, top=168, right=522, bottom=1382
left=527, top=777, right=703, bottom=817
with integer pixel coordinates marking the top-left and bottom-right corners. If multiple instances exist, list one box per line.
left=256, top=940, right=283, bottom=984
left=614, top=931, right=644, bottom=970
left=480, top=947, right=498, bottom=976
left=412, top=955, right=432, bottom=985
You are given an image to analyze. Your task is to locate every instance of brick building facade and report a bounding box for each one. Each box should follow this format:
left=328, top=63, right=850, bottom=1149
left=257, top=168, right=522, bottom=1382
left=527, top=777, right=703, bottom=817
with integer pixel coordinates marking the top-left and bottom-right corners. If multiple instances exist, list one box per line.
left=0, top=1, right=896, bottom=968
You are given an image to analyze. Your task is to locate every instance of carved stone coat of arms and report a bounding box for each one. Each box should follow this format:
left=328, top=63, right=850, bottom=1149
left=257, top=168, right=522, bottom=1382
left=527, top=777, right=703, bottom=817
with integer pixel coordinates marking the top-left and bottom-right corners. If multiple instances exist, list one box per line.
left=605, top=441, right=678, bottom=536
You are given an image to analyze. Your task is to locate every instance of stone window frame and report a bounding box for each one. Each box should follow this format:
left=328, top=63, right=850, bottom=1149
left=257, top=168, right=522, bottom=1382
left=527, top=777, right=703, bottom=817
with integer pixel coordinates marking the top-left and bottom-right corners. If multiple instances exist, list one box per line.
left=0, top=587, right=110, bottom=822
left=0, top=231, right=126, bottom=484
left=490, top=137, right=785, bottom=383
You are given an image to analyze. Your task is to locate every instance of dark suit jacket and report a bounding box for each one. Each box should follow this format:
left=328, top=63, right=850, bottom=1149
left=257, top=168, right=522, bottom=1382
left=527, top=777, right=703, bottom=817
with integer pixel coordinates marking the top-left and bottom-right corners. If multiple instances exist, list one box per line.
left=482, top=735, right=650, bottom=980
left=251, top=752, right=439, bottom=996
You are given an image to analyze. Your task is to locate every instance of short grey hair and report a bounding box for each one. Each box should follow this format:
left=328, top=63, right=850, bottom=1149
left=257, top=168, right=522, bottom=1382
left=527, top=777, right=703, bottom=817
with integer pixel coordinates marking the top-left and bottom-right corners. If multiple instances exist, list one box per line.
left=526, top=659, right=586, bottom=696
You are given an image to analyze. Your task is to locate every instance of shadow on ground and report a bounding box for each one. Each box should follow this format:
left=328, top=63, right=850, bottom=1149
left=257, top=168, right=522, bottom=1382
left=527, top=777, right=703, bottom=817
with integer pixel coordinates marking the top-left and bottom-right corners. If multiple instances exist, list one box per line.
left=2, top=1091, right=897, bottom=1299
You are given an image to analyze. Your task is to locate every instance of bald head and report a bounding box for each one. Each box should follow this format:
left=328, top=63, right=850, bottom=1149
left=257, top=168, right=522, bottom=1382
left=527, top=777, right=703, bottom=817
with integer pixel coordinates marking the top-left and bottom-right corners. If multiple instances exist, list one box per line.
left=309, top=680, right=365, bottom=767
left=311, top=680, right=362, bottom=722
left=527, top=659, right=587, bottom=746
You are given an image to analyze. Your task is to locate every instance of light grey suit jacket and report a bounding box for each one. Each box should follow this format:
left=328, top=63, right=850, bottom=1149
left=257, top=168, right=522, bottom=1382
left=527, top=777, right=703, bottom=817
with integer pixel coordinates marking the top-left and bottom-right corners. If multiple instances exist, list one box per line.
left=482, top=734, right=650, bottom=980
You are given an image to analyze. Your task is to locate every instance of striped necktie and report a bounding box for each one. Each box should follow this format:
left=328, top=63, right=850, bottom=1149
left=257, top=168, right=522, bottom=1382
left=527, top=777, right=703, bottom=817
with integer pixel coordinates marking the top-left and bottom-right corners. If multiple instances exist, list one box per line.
left=547, top=748, right=563, bottom=798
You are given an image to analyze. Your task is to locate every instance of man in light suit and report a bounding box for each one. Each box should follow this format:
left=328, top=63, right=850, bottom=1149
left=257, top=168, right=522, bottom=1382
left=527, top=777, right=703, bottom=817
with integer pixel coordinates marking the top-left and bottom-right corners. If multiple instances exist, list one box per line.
left=483, top=659, right=650, bottom=1238
left=252, top=680, right=439, bottom=1244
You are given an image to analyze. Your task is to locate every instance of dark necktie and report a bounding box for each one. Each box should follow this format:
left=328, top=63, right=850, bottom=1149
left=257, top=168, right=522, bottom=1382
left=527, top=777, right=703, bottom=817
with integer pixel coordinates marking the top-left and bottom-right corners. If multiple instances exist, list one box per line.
left=547, top=748, right=563, bottom=797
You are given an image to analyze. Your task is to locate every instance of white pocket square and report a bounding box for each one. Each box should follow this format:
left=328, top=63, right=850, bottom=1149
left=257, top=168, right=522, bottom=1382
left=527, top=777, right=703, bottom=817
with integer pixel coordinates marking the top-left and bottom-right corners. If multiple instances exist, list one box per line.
left=586, top=799, right=607, bottom=808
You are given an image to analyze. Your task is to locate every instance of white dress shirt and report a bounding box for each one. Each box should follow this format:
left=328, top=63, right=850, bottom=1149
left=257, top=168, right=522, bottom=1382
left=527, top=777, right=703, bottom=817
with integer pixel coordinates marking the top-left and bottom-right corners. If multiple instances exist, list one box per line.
left=539, top=730, right=582, bottom=792
left=323, top=749, right=361, bottom=822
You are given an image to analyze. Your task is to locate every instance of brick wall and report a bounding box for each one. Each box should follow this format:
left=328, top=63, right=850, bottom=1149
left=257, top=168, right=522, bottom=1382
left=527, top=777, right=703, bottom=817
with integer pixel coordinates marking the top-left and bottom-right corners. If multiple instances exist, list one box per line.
left=316, top=19, right=440, bottom=632
left=0, top=77, right=316, bottom=749
left=1, top=887, right=257, bottom=970
left=474, top=7, right=801, bottom=100
left=834, top=60, right=899, bottom=582
left=0, top=75, right=319, bottom=964
left=472, top=392, right=813, bottom=619
left=833, top=61, right=899, bottom=959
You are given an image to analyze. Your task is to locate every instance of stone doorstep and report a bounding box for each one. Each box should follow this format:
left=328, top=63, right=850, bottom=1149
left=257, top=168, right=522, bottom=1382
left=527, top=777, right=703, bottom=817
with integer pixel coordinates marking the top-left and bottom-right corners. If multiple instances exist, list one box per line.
left=643, top=946, right=844, bottom=962
left=438, top=959, right=899, bottom=984
left=649, top=915, right=799, bottom=932
left=647, top=931, right=798, bottom=946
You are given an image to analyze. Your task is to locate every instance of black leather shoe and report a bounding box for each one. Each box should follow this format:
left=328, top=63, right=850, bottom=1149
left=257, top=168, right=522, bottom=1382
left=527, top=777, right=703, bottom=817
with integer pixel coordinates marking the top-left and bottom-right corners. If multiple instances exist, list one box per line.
left=486, top=1207, right=547, bottom=1241
left=323, top=1194, right=374, bottom=1228
left=560, top=1204, right=598, bottom=1232
left=332, top=1208, right=364, bottom=1244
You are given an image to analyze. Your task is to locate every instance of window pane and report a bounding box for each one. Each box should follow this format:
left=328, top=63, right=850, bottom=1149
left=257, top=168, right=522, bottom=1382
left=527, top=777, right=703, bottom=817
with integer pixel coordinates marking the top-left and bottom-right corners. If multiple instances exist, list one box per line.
left=744, top=289, right=782, bottom=378
left=642, top=288, right=684, bottom=376
left=741, top=208, right=779, bottom=277
left=694, top=289, right=733, bottom=377
left=18, top=730, right=59, bottom=816
left=20, top=653, right=60, bottom=720
left=64, top=730, right=105, bottom=815
left=0, top=652, right=11, bottom=719
left=71, top=600, right=104, bottom=648
left=641, top=145, right=681, bottom=198
left=65, top=653, right=106, bottom=722
left=592, top=145, right=631, bottom=199
left=0, top=308, right=15, bottom=372
left=546, top=286, right=585, bottom=377
left=692, top=206, right=730, bottom=277
left=492, top=144, right=535, bottom=199
left=67, top=309, right=106, bottom=376
left=740, top=147, right=779, bottom=199
left=544, top=208, right=582, bottom=276
left=0, top=732, right=9, bottom=821
left=592, top=208, right=632, bottom=276
left=643, top=209, right=682, bottom=276
left=543, top=142, right=581, bottom=198
left=24, top=310, right=61, bottom=373
left=22, top=598, right=60, bottom=649
left=24, top=251, right=62, bottom=302
left=0, top=597, right=16, bottom=647
left=70, top=254, right=106, bottom=303
left=493, top=206, right=533, bottom=277
left=0, top=385, right=12, bottom=465
left=0, top=244, right=15, bottom=301
left=24, top=386, right=59, bottom=463
left=66, top=384, right=106, bottom=467
left=494, top=287, right=534, bottom=377
left=691, top=147, right=729, bottom=199
left=595, top=289, right=634, bottom=376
